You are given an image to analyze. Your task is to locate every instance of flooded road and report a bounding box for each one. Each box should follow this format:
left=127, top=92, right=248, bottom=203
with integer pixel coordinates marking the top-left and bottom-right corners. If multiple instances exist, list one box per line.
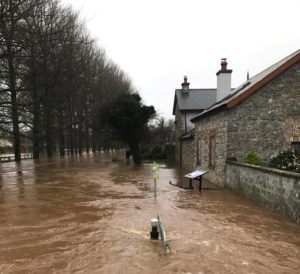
left=0, top=152, right=300, bottom=274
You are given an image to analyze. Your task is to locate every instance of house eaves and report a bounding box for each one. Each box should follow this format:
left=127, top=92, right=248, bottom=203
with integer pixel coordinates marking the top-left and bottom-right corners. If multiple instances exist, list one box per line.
left=180, top=128, right=195, bottom=140
left=191, top=49, right=300, bottom=123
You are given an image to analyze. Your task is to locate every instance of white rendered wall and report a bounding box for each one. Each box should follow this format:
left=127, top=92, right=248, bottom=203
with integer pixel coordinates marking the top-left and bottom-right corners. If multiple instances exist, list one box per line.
left=217, top=73, right=231, bottom=102
left=181, top=111, right=201, bottom=132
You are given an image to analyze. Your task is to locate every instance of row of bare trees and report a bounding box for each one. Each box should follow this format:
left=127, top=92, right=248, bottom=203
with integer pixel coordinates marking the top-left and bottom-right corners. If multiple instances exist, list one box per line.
left=0, top=0, right=134, bottom=160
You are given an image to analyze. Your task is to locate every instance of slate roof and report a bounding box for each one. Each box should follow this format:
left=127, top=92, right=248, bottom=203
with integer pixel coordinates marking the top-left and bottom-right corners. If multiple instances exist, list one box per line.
left=172, top=89, right=217, bottom=115
left=191, top=49, right=300, bottom=122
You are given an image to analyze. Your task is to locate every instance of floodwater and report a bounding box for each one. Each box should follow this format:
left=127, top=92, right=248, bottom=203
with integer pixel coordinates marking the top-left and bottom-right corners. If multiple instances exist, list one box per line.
left=0, top=151, right=299, bottom=274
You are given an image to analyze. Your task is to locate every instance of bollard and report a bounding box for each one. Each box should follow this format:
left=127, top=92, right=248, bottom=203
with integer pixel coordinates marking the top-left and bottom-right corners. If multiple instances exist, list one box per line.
left=150, top=218, right=159, bottom=240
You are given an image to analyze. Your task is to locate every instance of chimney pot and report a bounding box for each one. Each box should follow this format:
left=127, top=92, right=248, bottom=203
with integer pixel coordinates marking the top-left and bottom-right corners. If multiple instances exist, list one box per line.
left=221, top=58, right=227, bottom=71
left=181, top=76, right=190, bottom=92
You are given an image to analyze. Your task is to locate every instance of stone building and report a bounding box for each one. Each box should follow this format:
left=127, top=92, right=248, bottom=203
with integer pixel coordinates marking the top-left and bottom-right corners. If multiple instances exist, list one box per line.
left=172, top=76, right=216, bottom=169
left=191, top=50, right=300, bottom=186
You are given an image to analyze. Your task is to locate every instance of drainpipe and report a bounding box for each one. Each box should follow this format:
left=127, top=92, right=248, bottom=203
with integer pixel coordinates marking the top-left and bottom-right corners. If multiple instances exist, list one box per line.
left=179, top=138, right=182, bottom=167
left=184, top=112, right=187, bottom=134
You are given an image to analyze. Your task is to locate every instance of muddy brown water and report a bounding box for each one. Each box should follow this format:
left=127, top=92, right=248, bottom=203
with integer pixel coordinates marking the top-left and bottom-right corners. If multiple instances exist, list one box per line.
left=0, top=151, right=299, bottom=274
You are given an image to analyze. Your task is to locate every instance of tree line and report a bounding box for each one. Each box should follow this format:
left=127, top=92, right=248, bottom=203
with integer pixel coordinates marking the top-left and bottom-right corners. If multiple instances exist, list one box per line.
left=0, top=0, right=141, bottom=160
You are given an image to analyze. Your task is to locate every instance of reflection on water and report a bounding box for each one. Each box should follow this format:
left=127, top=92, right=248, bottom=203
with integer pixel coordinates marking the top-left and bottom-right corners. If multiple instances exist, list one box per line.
left=0, top=151, right=299, bottom=274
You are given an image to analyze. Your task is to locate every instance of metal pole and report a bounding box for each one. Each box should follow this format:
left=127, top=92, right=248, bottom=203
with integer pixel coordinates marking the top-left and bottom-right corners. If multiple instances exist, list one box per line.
left=199, top=176, right=202, bottom=192
left=157, top=214, right=171, bottom=254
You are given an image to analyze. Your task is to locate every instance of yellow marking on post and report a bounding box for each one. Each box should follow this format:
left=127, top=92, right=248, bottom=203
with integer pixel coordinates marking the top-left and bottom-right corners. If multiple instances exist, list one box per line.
left=152, top=162, right=160, bottom=180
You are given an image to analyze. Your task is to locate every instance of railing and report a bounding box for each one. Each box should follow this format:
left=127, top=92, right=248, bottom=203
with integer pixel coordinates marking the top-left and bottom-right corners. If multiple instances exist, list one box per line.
left=0, top=153, right=33, bottom=162
left=157, top=214, right=171, bottom=254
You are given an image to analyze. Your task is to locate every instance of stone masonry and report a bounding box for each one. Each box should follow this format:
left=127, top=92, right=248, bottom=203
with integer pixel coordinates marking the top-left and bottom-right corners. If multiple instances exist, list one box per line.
left=193, top=59, right=300, bottom=186
left=194, top=111, right=228, bottom=185
left=181, top=137, right=194, bottom=172
left=226, top=161, right=300, bottom=224
left=174, top=105, right=183, bottom=165
left=227, top=61, right=300, bottom=162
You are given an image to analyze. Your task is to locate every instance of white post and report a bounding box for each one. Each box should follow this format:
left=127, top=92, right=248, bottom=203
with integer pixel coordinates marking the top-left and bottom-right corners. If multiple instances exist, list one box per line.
left=150, top=218, right=159, bottom=240
left=152, top=162, right=160, bottom=198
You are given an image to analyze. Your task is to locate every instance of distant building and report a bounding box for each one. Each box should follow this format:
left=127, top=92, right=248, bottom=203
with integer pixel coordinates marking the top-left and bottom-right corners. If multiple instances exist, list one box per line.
left=172, top=76, right=216, bottom=169
left=191, top=50, right=300, bottom=185
left=0, top=138, right=13, bottom=154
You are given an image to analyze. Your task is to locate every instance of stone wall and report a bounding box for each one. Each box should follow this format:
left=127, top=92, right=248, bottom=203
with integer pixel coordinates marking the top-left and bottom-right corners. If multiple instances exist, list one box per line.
left=194, top=111, right=228, bottom=186
left=227, top=61, right=300, bottom=162
left=181, top=138, right=194, bottom=171
left=174, top=106, right=182, bottom=165
left=225, top=161, right=300, bottom=224
left=174, top=105, right=201, bottom=166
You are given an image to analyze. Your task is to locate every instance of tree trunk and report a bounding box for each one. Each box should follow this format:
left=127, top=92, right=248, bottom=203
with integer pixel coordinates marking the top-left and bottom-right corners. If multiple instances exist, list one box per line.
left=45, top=114, right=53, bottom=157
left=6, top=1, right=21, bottom=161
left=32, top=95, right=40, bottom=159
left=130, top=143, right=142, bottom=165
left=7, top=46, right=21, bottom=161
left=58, top=110, right=65, bottom=156
left=78, top=122, right=83, bottom=155
left=69, top=125, right=74, bottom=155
left=84, top=107, right=89, bottom=154
left=91, top=130, right=96, bottom=152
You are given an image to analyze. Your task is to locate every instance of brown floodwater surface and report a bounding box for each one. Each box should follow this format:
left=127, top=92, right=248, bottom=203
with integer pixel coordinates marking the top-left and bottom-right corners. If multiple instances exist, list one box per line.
left=0, top=151, right=300, bottom=274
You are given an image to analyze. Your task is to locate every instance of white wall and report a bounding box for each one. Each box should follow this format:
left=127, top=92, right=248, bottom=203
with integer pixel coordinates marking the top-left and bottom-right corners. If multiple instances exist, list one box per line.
left=217, top=73, right=231, bottom=102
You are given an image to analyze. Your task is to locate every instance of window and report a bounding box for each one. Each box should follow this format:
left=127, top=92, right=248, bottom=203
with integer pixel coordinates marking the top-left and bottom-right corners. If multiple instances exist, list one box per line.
left=209, top=135, right=216, bottom=168
left=197, top=138, right=201, bottom=165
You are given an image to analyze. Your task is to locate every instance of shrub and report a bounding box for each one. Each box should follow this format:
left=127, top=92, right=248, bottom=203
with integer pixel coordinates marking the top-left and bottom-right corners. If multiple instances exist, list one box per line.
left=244, top=151, right=264, bottom=166
left=269, top=149, right=300, bottom=173
left=150, top=146, right=166, bottom=160
left=141, top=146, right=152, bottom=159
left=142, top=145, right=166, bottom=160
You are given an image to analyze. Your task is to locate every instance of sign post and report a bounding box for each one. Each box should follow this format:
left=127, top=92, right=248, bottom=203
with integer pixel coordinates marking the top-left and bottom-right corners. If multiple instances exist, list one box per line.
left=152, top=162, right=160, bottom=198
left=184, top=170, right=208, bottom=191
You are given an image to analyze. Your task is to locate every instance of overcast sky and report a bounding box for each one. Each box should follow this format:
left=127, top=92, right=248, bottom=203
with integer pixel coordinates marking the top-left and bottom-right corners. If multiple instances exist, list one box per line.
left=62, top=0, right=300, bottom=119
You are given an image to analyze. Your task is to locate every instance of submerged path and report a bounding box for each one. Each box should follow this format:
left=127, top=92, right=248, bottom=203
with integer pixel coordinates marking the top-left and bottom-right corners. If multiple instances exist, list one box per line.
left=0, top=152, right=299, bottom=274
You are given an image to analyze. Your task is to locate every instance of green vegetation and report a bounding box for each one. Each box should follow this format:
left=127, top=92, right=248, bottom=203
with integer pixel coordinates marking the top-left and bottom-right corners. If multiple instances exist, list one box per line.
left=269, top=149, right=300, bottom=173
left=142, top=145, right=166, bottom=160
left=141, top=118, right=175, bottom=161
left=244, top=151, right=265, bottom=166
left=100, top=93, right=156, bottom=165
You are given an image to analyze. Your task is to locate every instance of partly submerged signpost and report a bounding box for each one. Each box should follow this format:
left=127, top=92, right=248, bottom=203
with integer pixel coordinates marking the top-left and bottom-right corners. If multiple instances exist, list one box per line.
left=152, top=162, right=160, bottom=198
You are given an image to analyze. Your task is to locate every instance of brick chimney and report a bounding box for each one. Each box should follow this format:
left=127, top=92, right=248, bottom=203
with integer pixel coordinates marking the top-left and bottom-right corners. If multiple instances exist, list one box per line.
left=216, top=58, right=232, bottom=101
left=181, top=76, right=190, bottom=92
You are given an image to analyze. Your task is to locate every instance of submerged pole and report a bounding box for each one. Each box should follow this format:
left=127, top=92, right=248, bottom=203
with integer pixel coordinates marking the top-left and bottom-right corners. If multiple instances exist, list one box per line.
left=152, top=162, right=160, bottom=198
left=150, top=218, right=159, bottom=240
